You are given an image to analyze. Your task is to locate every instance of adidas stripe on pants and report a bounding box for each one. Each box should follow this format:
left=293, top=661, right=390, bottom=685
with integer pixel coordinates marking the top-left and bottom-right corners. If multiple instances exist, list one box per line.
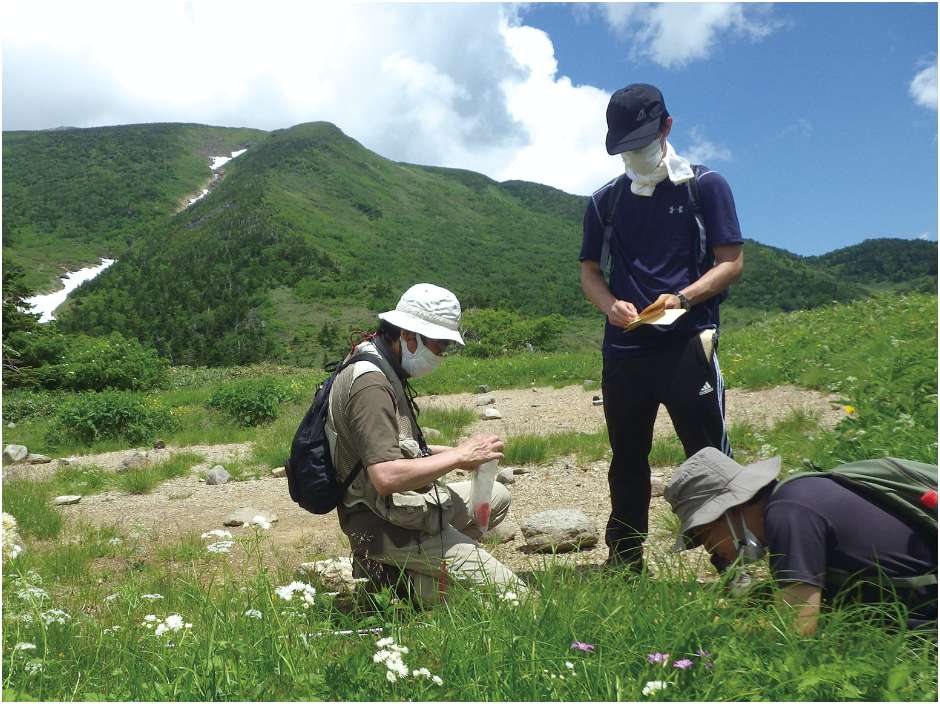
left=600, top=331, right=731, bottom=563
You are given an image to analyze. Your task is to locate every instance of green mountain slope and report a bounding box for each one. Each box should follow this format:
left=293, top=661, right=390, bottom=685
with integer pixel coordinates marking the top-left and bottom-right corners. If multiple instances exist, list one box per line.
left=2, top=123, right=267, bottom=289
left=6, top=120, right=933, bottom=367
left=808, top=237, right=938, bottom=292
left=727, top=240, right=869, bottom=312
left=57, top=122, right=590, bottom=364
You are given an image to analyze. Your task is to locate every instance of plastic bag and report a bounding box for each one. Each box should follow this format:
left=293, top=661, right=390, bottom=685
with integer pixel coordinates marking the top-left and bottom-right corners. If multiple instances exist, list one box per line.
left=469, top=459, right=499, bottom=531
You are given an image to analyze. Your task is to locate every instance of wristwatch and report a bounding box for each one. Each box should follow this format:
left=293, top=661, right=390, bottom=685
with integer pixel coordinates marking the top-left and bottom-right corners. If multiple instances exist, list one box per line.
left=675, top=292, right=692, bottom=310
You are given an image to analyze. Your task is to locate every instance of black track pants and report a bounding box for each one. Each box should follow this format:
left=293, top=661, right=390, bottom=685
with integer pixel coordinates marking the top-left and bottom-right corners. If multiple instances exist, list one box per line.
left=601, top=332, right=731, bottom=562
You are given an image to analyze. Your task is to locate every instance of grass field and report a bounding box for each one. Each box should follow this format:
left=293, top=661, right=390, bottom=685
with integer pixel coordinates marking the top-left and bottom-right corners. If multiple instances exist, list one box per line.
left=2, top=293, right=937, bottom=700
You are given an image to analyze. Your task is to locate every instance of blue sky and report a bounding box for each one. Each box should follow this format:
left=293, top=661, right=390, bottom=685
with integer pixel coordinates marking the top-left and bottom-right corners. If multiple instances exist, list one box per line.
left=3, top=1, right=938, bottom=255
left=519, top=2, right=938, bottom=254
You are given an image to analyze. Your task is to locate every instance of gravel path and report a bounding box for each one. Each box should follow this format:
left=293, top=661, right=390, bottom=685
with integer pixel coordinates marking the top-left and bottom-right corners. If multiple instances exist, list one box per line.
left=8, top=384, right=844, bottom=578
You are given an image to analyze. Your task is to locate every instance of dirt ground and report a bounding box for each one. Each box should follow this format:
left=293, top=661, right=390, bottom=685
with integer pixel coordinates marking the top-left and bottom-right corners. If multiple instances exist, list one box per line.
left=6, top=384, right=844, bottom=576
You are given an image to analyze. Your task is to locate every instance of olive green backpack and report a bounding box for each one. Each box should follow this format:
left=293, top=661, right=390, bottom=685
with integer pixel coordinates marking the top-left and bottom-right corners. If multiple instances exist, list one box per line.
left=776, top=458, right=938, bottom=590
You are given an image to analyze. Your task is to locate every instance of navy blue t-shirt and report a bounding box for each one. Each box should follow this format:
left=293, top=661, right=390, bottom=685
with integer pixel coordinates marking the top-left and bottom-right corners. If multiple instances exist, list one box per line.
left=579, top=168, right=743, bottom=358
left=765, top=476, right=937, bottom=619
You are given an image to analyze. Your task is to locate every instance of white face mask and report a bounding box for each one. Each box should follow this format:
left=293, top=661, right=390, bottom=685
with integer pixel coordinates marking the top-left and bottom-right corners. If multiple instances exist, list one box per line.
left=400, top=334, right=442, bottom=378
left=621, top=136, right=665, bottom=176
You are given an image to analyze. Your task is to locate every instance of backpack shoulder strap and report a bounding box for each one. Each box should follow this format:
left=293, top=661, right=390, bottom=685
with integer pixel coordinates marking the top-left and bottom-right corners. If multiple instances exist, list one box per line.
left=686, top=164, right=708, bottom=264
left=598, top=174, right=627, bottom=281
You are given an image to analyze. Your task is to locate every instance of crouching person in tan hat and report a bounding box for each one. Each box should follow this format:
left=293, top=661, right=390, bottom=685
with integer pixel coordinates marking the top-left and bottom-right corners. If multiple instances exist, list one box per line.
left=326, top=283, right=527, bottom=605
left=664, top=448, right=937, bottom=635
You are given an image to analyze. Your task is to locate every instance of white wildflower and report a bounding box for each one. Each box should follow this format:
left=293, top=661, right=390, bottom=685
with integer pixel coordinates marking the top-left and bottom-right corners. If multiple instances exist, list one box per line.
left=642, top=680, right=669, bottom=696
left=104, top=593, right=120, bottom=602
left=200, top=529, right=233, bottom=540
left=431, top=675, right=443, bottom=686
left=24, top=661, right=44, bottom=675
left=17, top=586, right=49, bottom=600
left=274, top=581, right=316, bottom=603
left=243, top=609, right=263, bottom=619
left=141, top=593, right=163, bottom=600
left=103, top=625, right=122, bottom=634
left=500, top=590, right=520, bottom=605
left=565, top=661, right=575, bottom=670
left=385, top=670, right=397, bottom=683
left=142, top=614, right=160, bottom=628
left=40, top=609, right=70, bottom=625
left=206, top=541, right=235, bottom=554
left=152, top=613, right=193, bottom=637
left=249, top=515, right=271, bottom=530
left=375, top=636, right=395, bottom=648
left=107, top=537, right=123, bottom=545
left=13, top=642, right=37, bottom=652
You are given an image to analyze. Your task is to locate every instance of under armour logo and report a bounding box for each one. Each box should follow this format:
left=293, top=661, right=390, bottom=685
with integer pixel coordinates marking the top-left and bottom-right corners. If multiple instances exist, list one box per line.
left=669, top=205, right=684, bottom=215
left=636, top=108, right=646, bottom=122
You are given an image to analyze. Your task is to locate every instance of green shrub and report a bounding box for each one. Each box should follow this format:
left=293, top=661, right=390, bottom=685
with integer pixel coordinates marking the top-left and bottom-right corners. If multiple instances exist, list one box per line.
left=9, top=331, right=169, bottom=391
left=49, top=391, right=177, bottom=445
left=461, top=309, right=566, bottom=358
left=2, top=389, right=58, bottom=423
left=207, top=377, right=297, bottom=426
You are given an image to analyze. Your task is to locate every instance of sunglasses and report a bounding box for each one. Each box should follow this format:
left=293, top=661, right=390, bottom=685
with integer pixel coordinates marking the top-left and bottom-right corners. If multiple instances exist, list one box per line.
left=419, top=335, right=454, bottom=355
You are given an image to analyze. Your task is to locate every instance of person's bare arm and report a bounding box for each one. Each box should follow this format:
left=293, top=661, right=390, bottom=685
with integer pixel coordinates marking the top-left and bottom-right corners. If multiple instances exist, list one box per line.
left=580, top=260, right=637, bottom=327
left=368, top=434, right=503, bottom=496
left=647, top=244, right=743, bottom=310
left=645, top=244, right=743, bottom=311
left=776, top=582, right=822, bottom=636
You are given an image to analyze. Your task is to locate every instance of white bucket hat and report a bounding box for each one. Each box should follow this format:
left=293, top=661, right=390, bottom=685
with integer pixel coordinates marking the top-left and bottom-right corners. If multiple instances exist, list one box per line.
left=378, top=283, right=465, bottom=346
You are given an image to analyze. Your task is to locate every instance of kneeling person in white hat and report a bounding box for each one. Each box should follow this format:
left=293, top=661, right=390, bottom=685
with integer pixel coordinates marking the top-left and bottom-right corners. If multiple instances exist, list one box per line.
left=326, top=283, right=526, bottom=604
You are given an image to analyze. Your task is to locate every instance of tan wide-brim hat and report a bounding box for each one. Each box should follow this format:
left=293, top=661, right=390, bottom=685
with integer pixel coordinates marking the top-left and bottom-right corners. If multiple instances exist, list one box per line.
left=664, top=447, right=782, bottom=551
left=378, top=283, right=465, bottom=346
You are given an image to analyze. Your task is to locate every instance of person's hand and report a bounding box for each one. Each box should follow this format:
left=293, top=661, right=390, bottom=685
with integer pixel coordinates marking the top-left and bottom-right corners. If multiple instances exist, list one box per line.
left=455, top=434, right=504, bottom=469
left=607, top=299, right=638, bottom=327
left=644, top=293, right=680, bottom=314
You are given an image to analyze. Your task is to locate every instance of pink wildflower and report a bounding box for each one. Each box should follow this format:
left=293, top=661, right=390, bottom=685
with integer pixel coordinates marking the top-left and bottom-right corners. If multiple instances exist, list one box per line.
left=673, top=659, right=694, bottom=670
left=570, top=641, right=595, bottom=653
left=646, top=652, right=670, bottom=665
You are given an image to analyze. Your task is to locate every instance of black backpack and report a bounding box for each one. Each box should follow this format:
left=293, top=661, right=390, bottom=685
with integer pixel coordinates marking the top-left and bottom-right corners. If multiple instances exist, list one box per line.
left=598, top=164, right=729, bottom=303
left=285, top=350, right=398, bottom=514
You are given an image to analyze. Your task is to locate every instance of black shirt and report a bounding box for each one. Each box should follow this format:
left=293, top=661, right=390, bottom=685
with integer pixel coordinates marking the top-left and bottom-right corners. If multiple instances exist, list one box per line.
left=764, top=476, right=937, bottom=619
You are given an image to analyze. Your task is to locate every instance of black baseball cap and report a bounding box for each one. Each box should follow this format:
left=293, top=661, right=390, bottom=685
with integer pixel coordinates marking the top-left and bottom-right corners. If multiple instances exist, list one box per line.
left=605, top=83, right=669, bottom=155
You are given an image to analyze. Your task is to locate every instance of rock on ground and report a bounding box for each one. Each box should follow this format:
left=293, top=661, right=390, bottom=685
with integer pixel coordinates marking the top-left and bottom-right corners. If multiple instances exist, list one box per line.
left=3, top=445, right=28, bottom=463
left=27, top=454, right=52, bottom=464
left=206, top=466, right=231, bottom=485
left=520, top=508, right=598, bottom=553
left=483, top=521, right=518, bottom=544
left=55, top=495, right=82, bottom=506
left=271, top=467, right=287, bottom=478
left=118, top=452, right=149, bottom=473
left=482, top=408, right=502, bottom=420
left=421, top=427, right=443, bottom=440
left=474, top=395, right=496, bottom=407
left=496, top=467, right=515, bottom=485
left=298, top=557, right=361, bottom=592
left=223, top=508, right=278, bottom=527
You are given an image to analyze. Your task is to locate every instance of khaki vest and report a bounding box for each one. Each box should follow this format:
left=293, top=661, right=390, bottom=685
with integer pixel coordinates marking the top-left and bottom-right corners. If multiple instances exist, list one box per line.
left=326, top=342, right=453, bottom=534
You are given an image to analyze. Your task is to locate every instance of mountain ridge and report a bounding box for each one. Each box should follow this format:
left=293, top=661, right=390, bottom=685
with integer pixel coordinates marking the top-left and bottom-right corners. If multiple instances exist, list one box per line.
left=3, top=120, right=934, bottom=365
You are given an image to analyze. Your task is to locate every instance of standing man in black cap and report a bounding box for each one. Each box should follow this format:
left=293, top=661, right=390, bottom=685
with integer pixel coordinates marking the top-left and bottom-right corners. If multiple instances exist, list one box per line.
left=579, top=83, right=745, bottom=571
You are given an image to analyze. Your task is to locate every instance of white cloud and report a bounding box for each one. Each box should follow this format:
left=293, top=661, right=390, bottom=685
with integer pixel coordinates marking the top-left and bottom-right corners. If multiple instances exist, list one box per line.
left=678, top=127, right=732, bottom=164
left=3, top=0, right=634, bottom=195
left=910, top=61, right=938, bottom=110
left=598, top=3, right=782, bottom=68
